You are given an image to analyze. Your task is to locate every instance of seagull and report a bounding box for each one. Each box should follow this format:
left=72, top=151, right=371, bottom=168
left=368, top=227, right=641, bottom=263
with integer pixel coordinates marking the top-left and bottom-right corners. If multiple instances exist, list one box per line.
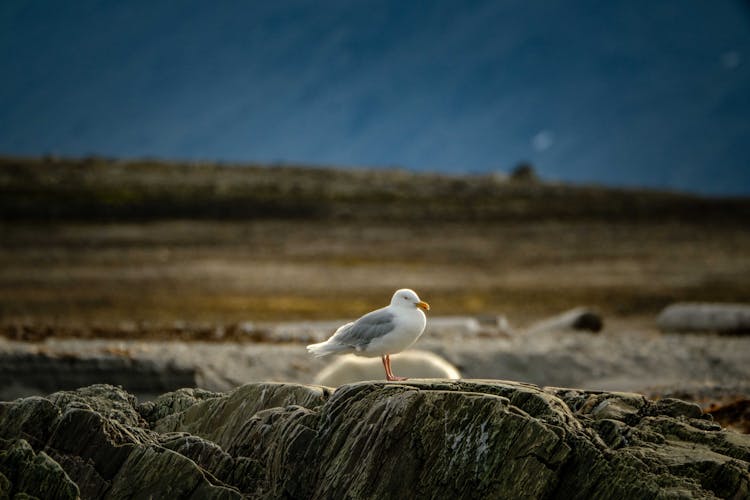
left=306, top=289, right=430, bottom=381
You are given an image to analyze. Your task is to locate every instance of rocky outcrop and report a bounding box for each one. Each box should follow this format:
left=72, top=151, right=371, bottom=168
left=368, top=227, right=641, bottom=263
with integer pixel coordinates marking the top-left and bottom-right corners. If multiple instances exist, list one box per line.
left=1, top=381, right=749, bottom=499
left=0, top=438, right=80, bottom=500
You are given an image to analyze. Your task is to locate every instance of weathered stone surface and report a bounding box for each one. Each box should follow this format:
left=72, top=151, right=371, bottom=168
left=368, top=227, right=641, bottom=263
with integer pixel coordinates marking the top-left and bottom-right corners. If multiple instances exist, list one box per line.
left=152, top=383, right=326, bottom=432
left=1, top=381, right=749, bottom=499
left=138, top=387, right=222, bottom=427
left=0, top=438, right=79, bottom=500
left=0, top=384, right=242, bottom=499
left=0, top=397, right=60, bottom=449
left=48, top=384, right=144, bottom=427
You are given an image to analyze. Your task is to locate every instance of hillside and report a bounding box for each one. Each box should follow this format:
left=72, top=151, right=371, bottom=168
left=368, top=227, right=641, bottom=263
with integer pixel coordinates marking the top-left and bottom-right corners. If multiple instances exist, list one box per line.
left=1, top=156, right=749, bottom=325
left=2, top=156, right=749, bottom=223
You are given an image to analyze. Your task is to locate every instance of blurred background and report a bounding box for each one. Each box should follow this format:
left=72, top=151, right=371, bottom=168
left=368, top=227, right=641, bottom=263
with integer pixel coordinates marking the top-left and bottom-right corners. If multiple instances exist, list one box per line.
left=1, top=1, right=749, bottom=429
left=2, top=0, right=750, bottom=194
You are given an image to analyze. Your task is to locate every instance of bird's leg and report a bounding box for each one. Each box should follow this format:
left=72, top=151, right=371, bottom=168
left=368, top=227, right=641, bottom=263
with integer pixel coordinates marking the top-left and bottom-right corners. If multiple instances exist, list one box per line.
left=381, top=356, right=390, bottom=379
left=384, top=354, right=408, bottom=381
left=382, top=355, right=399, bottom=380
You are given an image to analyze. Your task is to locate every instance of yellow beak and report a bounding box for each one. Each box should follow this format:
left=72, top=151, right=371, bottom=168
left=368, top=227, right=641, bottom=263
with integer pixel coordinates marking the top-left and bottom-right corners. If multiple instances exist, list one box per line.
left=416, top=300, right=430, bottom=311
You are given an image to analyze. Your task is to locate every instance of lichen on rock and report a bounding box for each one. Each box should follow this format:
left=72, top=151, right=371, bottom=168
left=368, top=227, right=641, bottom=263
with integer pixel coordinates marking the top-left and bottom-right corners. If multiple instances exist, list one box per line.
left=0, top=438, right=79, bottom=500
left=0, top=380, right=748, bottom=499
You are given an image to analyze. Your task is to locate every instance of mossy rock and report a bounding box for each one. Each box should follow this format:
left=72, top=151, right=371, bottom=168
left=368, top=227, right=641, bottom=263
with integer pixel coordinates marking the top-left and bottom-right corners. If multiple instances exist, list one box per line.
left=0, top=438, right=79, bottom=500
left=1, top=381, right=749, bottom=498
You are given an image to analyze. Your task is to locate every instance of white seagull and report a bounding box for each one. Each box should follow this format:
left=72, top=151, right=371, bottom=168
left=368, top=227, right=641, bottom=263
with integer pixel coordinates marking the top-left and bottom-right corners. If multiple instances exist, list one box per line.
left=306, top=289, right=430, bottom=381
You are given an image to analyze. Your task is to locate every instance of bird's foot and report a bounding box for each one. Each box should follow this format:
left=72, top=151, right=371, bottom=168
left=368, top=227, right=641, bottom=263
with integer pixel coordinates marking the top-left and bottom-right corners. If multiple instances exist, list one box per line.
left=386, top=375, right=409, bottom=381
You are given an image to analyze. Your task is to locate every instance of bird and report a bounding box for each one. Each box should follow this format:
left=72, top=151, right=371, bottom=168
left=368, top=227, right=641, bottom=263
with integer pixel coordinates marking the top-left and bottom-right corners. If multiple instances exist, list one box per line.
left=306, top=289, right=430, bottom=381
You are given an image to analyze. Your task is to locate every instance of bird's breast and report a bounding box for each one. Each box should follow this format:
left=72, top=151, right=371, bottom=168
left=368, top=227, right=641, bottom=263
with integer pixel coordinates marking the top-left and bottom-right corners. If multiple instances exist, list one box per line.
left=409, top=308, right=427, bottom=328
left=361, top=308, right=427, bottom=356
left=393, top=309, right=427, bottom=339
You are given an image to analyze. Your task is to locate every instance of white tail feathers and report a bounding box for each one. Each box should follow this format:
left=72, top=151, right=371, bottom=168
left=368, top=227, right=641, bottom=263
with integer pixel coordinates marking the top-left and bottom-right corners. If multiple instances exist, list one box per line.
left=306, top=341, right=350, bottom=358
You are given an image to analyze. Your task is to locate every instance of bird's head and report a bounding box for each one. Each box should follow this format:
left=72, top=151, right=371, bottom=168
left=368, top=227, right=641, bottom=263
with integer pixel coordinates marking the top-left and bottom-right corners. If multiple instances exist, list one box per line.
left=391, top=288, right=430, bottom=311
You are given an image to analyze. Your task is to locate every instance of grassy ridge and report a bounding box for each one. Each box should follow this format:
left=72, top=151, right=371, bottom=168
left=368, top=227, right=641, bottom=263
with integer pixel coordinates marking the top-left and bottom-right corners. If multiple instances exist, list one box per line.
left=2, top=156, right=748, bottom=223
left=3, top=155, right=748, bottom=325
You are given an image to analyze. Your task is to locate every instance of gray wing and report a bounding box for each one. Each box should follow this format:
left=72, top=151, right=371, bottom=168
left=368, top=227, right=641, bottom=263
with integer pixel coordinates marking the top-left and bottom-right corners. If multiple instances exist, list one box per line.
left=333, top=307, right=396, bottom=349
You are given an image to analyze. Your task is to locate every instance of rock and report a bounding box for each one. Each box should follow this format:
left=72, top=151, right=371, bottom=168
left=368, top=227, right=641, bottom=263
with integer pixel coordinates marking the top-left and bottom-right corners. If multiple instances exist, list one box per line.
left=151, top=383, right=330, bottom=449
left=313, top=350, right=461, bottom=386
left=0, top=438, right=79, bottom=500
left=1, top=381, right=749, bottom=498
left=580, top=392, right=647, bottom=424
left=651, top=398, right=704, bottom=419
left=657, top=303, right=750, bottom=334
left=571, top=311, right=604, bottom=332
left=0, top=350, right=199, bottom=401
left=526, top=307, right=604, bottom=335
left=0, top=397, right=60, bottom=449
left=438, top=329, right=750, bottom=401
left=0, top=384, right=241, bottom=499
left=48, top=384, right=144, bottom=427
left=137, top=387, right=222, bottom=427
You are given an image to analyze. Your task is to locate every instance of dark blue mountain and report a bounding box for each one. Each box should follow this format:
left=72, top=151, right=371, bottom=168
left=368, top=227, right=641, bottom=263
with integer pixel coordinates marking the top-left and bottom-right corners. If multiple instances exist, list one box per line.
left=1, top=0, right=749, bottom=194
